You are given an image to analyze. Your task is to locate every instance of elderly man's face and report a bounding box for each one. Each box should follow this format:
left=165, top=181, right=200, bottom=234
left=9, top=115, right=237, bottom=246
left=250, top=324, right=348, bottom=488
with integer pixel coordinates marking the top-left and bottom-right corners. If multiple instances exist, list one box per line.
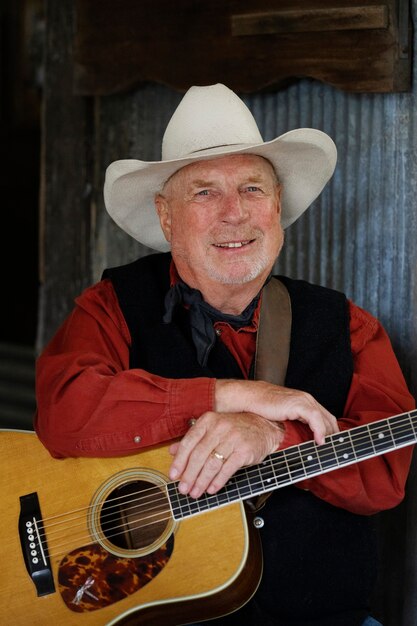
left=156, top=154, right=283, bottom=295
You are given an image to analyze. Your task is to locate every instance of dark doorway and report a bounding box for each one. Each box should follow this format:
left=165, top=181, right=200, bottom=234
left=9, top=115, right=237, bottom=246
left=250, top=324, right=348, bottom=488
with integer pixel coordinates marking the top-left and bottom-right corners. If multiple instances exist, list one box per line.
left=0, top=0, right=43, bottom=428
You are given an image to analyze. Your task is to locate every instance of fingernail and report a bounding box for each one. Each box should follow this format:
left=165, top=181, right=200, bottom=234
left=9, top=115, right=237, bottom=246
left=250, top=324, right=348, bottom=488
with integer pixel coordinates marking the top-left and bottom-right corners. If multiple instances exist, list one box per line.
left=178, top=481, right=188, bottom=494
left=169, top=467, right=179, bottom=479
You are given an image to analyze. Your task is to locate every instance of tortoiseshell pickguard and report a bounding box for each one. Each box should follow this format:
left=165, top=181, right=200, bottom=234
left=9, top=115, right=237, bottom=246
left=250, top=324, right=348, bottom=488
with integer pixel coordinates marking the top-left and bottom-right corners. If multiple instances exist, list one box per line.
left=58, top=536, right=174, bottom=613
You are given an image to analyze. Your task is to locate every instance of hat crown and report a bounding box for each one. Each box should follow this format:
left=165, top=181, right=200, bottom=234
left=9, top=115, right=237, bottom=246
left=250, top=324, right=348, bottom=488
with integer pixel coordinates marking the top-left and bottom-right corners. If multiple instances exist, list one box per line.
left=162, top=84, right=264, bottom=161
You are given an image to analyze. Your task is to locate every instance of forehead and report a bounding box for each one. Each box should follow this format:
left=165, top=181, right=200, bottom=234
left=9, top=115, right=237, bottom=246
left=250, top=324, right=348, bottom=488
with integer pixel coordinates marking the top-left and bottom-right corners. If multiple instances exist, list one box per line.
left=170, top=153, right=276, bottom=185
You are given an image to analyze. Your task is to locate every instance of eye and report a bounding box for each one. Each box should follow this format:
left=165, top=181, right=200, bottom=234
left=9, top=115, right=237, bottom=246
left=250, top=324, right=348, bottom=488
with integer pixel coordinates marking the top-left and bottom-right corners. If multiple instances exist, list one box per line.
left=196, top=189, right=210, bottom=196
left=245, top=186, right=262, bottom=193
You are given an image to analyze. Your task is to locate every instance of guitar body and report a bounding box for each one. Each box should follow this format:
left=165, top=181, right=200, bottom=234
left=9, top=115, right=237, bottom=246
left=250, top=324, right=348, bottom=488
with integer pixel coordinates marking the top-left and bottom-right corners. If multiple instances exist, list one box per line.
left=0, top=430, right=262, bottom=625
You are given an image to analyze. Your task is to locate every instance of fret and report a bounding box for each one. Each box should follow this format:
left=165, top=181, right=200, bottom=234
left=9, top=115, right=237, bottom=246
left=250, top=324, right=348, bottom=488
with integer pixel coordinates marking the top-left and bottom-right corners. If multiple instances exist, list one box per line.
left=409, top=410, right=417, bottom=437
left=270, top=450, right=292, bottom=486
left=369, top=421, right=395, bottom=453
left=204, top=491, right=228, bottom=511
left=251, top=463, right=267, bottom=494
left=366, top=424, right=377, bottom=455
left=260, top=456, right=279, bottom=490
left=284, top=446, right=307, bottom=480
left=192, top=496, right=209, bottom=514
left=227, top=469, right=262, bottom=504
left=213, top=485, right=233, bottom=506
left=391, top=413, right=416, bottom=447
left=168, top=484, right=233, bottom=520
left=350, top=425, right=374, bottom=458
left=233, top=467, right=255, bottom=500
left=223, top=474, right=241, bottom=503
left=298, top=441, right=321, bottom=475
left=167, top=482, right=182, bottom=519
left=386, top=419, right=396, bottom=448
left=332, top=431, right=356, bottom=466
left=298, top=448, right=308, bottom=475
left=329, top=436, right=339, bottom=469
left=179, top=493, right=201, bottom=516
left=167, top=483, right=196, bottom=520
left=316, top=439, right=338, bottom=470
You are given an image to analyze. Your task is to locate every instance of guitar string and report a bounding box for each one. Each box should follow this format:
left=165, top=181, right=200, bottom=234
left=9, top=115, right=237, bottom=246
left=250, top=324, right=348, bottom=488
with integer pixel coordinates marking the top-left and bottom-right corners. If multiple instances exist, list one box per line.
left=39, top=412, right=417, bottom=525
left=33, top=414, right=416, bottom=550
left=30, top=415, right=416, bottom=560
left=42, top=434, right=417, bottom=560
left=31, top=414, right=412, bottom=556
left=38, top=413, right=415, bottom=541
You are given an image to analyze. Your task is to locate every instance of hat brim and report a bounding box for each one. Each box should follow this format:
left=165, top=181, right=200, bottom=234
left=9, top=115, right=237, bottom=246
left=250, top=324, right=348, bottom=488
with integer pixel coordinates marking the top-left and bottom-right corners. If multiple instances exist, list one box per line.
left=104, top=128, right=337, bottom=252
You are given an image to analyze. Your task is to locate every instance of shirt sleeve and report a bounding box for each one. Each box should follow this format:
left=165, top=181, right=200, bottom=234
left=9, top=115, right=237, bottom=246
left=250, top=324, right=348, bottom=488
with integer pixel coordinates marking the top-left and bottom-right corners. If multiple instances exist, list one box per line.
left=279, top=301, right=416, bottom=515
left=34, top=279, right=215, bottom=458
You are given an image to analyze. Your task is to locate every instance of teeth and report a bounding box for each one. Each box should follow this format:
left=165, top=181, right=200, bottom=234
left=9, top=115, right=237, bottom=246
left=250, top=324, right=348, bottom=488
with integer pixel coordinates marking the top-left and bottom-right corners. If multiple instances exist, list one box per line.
left=215, top=241, right=250, bottom=248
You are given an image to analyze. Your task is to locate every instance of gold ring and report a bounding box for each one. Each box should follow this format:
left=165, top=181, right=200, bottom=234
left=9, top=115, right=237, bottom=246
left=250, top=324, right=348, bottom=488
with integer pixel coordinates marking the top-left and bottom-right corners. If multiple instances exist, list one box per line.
left=212, top=450, right=225, bottom=462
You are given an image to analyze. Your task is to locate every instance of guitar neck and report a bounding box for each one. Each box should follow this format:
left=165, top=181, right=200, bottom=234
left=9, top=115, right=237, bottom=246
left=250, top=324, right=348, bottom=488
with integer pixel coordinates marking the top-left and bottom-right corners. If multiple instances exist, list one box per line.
left=167, top=409, right=417, bottom=520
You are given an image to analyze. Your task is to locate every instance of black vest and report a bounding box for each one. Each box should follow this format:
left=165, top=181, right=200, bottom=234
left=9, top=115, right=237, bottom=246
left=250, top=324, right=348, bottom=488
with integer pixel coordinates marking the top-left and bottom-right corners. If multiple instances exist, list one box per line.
left=103, top=253, right=378, bottom=626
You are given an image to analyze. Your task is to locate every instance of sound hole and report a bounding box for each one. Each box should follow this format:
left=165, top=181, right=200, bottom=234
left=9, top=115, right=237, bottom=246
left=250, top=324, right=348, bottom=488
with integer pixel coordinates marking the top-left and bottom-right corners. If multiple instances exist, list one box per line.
left=100, top=479, right=170, bottom=552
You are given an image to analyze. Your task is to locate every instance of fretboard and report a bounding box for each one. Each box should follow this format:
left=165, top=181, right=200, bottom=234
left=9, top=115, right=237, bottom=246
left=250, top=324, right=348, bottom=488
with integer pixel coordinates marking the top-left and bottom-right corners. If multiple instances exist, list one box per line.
left=167, top=409, right=417, bottom=521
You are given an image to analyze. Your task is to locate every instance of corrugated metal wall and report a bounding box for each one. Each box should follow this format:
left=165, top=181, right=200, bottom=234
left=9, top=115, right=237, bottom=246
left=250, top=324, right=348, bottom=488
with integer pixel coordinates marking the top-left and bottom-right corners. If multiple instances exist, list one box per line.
left=245, top=80, right=417, bottom=625
left=88, top=5, right=417, bottom=625
left=247, top=82, right=417, bottom=386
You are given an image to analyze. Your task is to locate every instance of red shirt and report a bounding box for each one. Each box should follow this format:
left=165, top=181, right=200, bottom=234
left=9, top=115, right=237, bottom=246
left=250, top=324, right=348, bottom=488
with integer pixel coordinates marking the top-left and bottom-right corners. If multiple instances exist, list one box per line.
left=35, top=277, right=415, bottom=515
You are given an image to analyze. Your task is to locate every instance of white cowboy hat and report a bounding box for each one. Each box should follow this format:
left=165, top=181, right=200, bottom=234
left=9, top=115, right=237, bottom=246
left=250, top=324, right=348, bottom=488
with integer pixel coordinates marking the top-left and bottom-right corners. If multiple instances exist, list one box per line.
left=104, top=83, right=337, bottom=252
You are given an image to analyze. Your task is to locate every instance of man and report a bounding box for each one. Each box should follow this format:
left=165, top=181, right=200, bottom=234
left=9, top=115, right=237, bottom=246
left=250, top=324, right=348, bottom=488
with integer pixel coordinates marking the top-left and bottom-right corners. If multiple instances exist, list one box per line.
left=35, top=84, right=415, bottom=625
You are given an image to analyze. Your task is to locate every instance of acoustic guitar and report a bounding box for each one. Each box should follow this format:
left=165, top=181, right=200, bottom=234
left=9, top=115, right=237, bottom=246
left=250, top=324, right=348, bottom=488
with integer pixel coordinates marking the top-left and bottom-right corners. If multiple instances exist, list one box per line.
left=1, top=408, right=416, bottom=625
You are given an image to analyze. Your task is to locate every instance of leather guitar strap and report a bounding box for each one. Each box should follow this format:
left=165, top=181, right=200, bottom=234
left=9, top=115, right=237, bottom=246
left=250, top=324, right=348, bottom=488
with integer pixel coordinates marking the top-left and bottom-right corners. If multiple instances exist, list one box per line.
left=251, top=277, right=292, bottom=511
left=254, top=277, right=292, bottom=386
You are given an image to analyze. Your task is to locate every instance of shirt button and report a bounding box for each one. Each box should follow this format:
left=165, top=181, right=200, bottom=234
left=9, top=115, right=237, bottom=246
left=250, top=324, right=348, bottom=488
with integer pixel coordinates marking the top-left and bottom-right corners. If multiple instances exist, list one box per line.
left=215, top=328, right=222, bottom=336
left=188, top=418, right=197, bottom=427
left=133, top=435, right=142, bottom=444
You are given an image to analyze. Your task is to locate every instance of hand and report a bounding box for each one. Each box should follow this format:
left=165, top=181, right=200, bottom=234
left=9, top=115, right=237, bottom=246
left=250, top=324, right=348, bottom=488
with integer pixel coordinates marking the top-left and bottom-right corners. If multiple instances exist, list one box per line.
left=215, top=379, right=339, bottom=445
left=169, top=411, right=284, bottom=499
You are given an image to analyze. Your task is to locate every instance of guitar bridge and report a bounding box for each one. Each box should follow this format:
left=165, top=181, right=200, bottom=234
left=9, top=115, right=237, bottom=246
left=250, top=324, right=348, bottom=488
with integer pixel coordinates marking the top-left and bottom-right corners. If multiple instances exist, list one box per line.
left=18, top=492, right=55, bottom=596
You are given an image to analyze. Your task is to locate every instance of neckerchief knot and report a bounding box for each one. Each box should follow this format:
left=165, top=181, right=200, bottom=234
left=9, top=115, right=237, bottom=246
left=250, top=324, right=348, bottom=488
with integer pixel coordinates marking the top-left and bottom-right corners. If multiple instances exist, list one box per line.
left=163, top=281, right=259, bottom=367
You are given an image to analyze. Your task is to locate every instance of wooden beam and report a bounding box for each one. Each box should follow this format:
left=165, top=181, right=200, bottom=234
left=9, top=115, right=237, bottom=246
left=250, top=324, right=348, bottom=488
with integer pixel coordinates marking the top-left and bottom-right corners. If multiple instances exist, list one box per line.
left=232, top=6, right=389, bottom=36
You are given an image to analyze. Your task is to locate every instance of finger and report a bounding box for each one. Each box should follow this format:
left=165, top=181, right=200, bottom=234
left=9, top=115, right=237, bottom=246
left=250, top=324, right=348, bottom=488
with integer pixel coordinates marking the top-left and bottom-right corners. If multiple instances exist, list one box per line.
left=169, top=425, right=208, bottom=480
left=206, top=456, right=242, bottom=495
left=290, top=407, right=338, bottom=445
left=169, top=441, right=180, bottom=455
left=186, top=450, right=230, bottom=498
left=178, top=434, right=236, bottom=496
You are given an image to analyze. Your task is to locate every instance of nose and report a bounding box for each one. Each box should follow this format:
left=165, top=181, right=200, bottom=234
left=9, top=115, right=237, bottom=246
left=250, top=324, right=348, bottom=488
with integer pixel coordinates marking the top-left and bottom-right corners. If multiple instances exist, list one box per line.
left=219, top=191, right=248, bottom=224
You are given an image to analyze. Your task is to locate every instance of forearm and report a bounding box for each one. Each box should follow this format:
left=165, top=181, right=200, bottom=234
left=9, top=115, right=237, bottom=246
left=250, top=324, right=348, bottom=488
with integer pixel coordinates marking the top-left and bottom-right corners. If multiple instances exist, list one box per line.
left=34, top=281, right=215, bottom=458
left=215, top=378, right=338, bottom=444
left=274, top=308, right=416, bottom=514
left=35, top=354, right=214, bottom=457
left=289, top=404, right=415, bottom=515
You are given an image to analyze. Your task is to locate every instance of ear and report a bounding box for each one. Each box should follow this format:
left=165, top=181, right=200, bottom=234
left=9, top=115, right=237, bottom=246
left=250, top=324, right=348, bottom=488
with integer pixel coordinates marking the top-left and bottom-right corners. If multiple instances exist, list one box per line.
left=275, top=183, right=282, bottom=216
left=155, top=194, right=172, bottom=243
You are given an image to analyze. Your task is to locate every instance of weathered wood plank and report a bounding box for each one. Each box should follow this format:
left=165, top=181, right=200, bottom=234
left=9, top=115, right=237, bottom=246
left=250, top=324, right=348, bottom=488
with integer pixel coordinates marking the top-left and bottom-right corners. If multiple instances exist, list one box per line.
left=231, top=6, right=389, bottom=36
left=73, top=0, right=411, bottom=95
left=38, top=0, right=93, bottom=347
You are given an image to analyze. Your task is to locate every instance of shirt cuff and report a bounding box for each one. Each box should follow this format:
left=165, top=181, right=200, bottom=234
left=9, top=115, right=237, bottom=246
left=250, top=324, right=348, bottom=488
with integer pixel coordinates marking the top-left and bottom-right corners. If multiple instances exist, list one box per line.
left=169, top=377, right=216, bottom=436
left=279, top=420, right=315, bottom=449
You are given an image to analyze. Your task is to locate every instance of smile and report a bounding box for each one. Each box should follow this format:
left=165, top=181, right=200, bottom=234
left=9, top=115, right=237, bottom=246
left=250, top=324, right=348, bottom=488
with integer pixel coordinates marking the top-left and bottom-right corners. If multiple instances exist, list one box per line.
left=213, top=240, right=253, bottom=248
